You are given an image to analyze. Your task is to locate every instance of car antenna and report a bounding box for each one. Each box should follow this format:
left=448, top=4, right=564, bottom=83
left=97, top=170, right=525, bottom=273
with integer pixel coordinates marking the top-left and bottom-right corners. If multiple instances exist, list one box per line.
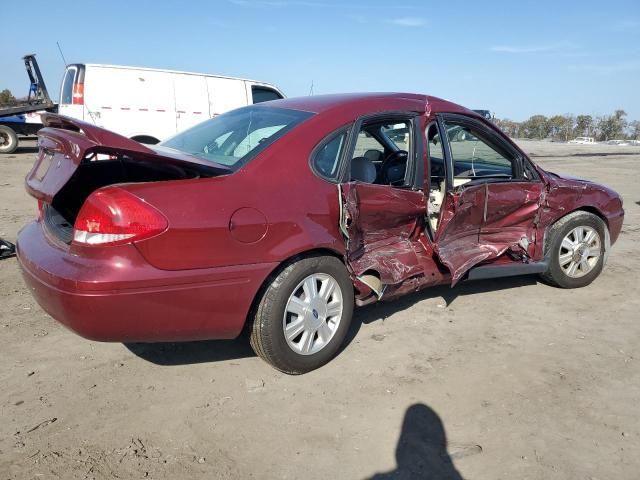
left=56, top=41, right=68, bottom=67
left=308, top=80, right=314, bottom=96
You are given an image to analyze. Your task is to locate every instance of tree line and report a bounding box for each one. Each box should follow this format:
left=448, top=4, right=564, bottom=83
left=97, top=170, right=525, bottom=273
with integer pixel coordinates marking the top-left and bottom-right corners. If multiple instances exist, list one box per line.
left=0, top=89, right=17, bottom=106
left=495, top=110, right=640, bottom=142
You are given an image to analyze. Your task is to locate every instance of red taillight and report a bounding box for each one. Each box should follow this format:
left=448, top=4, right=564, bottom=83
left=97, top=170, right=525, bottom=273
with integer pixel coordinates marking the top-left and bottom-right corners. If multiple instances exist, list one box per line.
left=72, top=82, right=84, bottom=105
left=72, top=187, right=167, bottom=246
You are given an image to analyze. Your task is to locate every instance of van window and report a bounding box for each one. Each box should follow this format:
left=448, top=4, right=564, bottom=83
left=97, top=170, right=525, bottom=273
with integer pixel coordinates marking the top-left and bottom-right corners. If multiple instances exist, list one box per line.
left=161, top=106, right=313, bottom=171
left=252, top=86, right=283, bottom=104
left=60, top=68, right=76, bottom=105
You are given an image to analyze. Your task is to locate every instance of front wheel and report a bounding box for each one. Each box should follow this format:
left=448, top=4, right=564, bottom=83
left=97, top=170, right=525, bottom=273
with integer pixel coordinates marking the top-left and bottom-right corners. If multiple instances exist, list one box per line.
left=541, top=211, right=607, bottom=288
left=249, top=255, right=354, bottom=374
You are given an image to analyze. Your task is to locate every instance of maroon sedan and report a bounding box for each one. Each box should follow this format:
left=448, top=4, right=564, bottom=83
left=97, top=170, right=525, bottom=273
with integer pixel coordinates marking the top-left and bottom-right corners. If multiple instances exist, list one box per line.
left=17, top=93, right=624, bottom=373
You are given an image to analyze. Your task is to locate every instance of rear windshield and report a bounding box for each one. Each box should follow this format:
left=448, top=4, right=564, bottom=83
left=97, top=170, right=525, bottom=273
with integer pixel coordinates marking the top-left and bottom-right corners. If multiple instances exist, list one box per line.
left=161, top=106, right=313, bottom=171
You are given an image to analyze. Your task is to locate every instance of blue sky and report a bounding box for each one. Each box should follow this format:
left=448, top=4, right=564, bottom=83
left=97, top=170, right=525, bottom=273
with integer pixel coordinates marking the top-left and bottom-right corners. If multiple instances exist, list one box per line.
left=3, top=0, right=639, bottom=120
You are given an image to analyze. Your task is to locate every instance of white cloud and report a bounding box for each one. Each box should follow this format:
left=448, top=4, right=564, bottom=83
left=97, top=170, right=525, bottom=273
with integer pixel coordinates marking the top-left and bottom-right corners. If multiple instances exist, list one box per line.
left=568, top=61, right=640, bottom=74
left=490, top=42, right=580, bottom=54
left=389, top=17, right=426, bottom=27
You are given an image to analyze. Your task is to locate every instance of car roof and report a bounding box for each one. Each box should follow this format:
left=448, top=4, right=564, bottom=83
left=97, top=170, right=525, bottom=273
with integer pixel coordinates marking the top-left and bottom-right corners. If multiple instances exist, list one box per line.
left=263, top=92, right=474, bottom=117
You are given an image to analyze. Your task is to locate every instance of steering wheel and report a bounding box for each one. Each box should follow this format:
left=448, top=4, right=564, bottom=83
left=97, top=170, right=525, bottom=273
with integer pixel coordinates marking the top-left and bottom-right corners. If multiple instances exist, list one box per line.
left=381, top=150, right=408, bottom=185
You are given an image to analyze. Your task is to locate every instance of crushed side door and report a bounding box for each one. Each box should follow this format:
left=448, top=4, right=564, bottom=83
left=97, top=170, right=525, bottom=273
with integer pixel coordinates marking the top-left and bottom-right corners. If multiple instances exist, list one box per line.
left=433, top=181, right=545, bottom=285
left=431, top=184, right=487, bottom=285
left=339, top=182, right=428, bottom=298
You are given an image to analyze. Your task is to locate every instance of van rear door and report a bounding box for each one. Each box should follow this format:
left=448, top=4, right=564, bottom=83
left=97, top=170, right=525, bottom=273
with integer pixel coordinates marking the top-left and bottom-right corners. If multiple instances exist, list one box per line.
left=205, top=77, right=248, bottom=116
left=173, top=74, right=209, bottom=132
left=58, top=65, right=85, bottom=120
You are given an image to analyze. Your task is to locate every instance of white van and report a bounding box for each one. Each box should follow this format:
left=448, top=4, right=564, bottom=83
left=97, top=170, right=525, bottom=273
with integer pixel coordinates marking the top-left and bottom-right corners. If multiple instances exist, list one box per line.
left=58, top=64, right=285, bottom=144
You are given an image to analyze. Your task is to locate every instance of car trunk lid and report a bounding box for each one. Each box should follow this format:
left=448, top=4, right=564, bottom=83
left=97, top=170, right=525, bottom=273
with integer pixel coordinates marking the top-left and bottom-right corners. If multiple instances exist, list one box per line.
left=26, top=114, right=232, bottom=245
left=26, top=113, right=231, bottom=204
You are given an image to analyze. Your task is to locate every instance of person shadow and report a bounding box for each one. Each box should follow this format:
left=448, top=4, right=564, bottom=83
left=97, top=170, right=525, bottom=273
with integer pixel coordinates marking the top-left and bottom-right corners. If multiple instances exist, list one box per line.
left=367, top=403, right=466, bottom=480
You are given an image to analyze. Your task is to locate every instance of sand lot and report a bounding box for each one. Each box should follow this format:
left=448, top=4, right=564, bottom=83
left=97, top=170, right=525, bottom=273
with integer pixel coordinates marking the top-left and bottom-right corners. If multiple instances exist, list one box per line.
left=1, top=139, right=639, bottom=479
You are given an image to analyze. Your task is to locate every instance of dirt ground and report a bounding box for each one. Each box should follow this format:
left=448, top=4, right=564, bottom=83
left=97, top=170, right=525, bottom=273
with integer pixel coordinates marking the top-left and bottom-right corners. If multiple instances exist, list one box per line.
left=1, top=139, right=639, bottom=479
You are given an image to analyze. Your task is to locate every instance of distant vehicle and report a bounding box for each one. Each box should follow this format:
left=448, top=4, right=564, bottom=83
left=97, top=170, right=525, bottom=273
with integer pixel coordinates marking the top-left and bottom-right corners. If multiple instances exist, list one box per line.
left=569, top=137, right=596, bottom=144
left=0, top=54, right=57, bottom=154
left=17, top=93, right=624, bottom=373
left=472, top=109, right=493, bottom=121
left=606, top=139, right=630, bottom=146
left=58, top=64, right=285, bottom=144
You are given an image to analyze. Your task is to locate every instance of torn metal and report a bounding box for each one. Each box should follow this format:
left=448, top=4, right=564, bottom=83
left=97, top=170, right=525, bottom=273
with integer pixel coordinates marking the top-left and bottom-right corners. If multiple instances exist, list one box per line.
left=0, top=238, right=16, bottom=260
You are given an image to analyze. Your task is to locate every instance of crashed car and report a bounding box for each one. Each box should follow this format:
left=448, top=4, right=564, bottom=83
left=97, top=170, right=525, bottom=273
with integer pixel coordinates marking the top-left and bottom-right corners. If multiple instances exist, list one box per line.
left=16, top=93, right=624, bottom=374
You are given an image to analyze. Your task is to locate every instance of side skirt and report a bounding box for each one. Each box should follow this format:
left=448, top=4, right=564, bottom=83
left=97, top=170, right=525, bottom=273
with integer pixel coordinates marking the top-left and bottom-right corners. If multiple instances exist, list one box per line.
left=465, top=261, right=549, bottom=281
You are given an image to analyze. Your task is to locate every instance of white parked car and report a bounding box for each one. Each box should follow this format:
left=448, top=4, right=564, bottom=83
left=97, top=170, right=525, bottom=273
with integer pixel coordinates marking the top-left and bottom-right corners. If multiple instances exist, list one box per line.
left=606, top=139, right=630, bottom=146
left=568, top=136, right=595, bottom=144
left=57, top=64, right=285, bottom=144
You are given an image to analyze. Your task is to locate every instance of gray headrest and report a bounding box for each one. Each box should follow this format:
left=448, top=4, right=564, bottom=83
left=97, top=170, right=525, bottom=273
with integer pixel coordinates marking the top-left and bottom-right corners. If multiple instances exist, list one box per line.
left=351, top=156, right=377, bottom=183
left=363, top=149, right=383, bottom=163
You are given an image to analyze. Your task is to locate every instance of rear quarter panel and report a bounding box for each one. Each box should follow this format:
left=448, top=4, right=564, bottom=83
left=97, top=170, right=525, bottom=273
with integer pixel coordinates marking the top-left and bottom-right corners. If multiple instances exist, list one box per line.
left=127, top=115, right=348, bottom=271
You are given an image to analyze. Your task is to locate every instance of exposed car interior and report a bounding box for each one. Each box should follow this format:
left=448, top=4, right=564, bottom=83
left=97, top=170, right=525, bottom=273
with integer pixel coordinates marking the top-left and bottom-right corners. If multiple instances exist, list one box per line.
left=426, top=122, right=446, bottom=232
left=349, top=120, right=411, bottom=186
left=426, top=119, right=518, bottom=232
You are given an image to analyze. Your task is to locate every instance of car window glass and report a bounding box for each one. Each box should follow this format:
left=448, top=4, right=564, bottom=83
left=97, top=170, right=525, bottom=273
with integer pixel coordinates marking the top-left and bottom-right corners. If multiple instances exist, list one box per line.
left=444, top=121, right=514, bottom=182
left=161, top=106, right=313, bottom=170
left=353, top=131, right=384, bottom=160
left=381, top=123, right=410, bottom=151
left=61, top=68, right=75, bottom=105
left=312, top=132, right=347, bottom=180
left=233, top=125, right=285, bottom=157
left=252, top=87, right=283, bottom=104
left=350, top=120, right=412, bottom=186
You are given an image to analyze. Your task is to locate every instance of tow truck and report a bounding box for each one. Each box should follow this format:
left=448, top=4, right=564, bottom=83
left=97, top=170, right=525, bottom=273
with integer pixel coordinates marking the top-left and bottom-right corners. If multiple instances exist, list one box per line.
left=0, top=54, right=57, bottom=154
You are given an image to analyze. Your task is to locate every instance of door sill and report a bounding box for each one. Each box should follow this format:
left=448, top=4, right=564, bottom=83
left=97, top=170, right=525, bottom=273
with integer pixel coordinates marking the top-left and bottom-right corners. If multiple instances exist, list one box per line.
left=466, top=261, right=549, bottom=281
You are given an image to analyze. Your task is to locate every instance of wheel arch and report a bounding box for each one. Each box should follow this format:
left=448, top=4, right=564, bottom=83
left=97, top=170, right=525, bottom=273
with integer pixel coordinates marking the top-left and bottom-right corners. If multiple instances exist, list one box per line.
left=242, top=247, right=349, bottom=333
left=542, top=206, right=609, bottom=255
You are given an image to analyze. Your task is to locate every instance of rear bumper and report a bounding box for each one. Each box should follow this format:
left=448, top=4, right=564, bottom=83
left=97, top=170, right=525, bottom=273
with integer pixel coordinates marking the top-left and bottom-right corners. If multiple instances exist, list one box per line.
left=16, top=221, right=277, bottom=342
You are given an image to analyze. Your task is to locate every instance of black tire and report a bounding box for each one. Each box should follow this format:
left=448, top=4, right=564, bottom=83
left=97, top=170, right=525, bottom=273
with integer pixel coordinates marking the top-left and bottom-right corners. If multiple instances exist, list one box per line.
left=0, top=126, right=18, bottom=154
left=540, top=211, right=607, bottom=288
left=249, top=255, right=354, bottom=374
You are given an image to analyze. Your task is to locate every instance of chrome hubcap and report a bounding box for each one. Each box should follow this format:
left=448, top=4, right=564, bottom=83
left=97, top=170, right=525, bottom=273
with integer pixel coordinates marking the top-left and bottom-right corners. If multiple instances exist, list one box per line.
left=283, top=273, right=343, bottom=355
left=559, top=226, right=601, bottom=278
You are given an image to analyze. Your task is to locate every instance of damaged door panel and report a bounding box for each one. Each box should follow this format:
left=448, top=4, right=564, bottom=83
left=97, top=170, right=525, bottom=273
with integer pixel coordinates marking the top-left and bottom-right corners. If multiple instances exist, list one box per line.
left=339, top=182, right=428, bottom=297
left=431, top=184, right=486, bottom=285
left=480, top=181, right=545, bottom=258
left=432, top=181, right=544, bottom=285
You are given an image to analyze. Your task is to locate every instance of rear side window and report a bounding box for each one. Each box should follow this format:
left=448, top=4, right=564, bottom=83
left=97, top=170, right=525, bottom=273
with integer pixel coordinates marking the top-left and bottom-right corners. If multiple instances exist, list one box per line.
left=60, top=68, right=76, bottom=105
left=252, top=86, right=283, bottom=104
left=311, top=131, right=347, bottom=181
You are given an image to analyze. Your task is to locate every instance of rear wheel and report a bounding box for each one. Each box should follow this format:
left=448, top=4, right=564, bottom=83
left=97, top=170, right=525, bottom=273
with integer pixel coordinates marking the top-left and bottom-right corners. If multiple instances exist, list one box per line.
left=249, top=255, right=354, bottom=374
left=541, top=211, right=606, bottom=288
left=0, top=126, right=18, bottom=154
